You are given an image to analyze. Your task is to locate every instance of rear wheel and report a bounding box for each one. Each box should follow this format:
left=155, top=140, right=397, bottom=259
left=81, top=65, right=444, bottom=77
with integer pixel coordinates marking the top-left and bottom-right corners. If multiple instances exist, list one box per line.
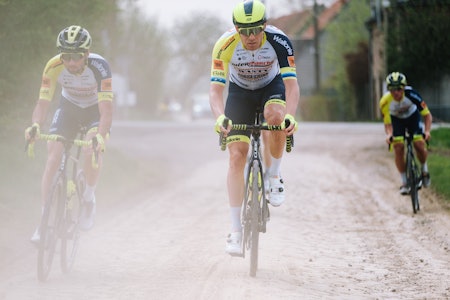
left=38, top=173, right=64, bottom=282
left=61, top=170, right=84, bottom=273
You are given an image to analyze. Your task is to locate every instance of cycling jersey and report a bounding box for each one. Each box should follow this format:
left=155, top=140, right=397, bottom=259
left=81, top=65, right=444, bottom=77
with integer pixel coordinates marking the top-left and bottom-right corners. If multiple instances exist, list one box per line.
left=210, top=25, right=297, bottom=91
left=39, top=53, right=113, bottom=108
left=379, top=86, right=430, bottom=124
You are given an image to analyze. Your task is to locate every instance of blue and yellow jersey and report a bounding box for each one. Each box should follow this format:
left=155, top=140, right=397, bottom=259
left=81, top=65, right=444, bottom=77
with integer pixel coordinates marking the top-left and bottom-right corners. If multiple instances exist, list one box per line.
left=379, top=86, right=430, bottom=124
left=39, top=53, right=113, bottom=108
left=210, top=25, right=297, bottom=91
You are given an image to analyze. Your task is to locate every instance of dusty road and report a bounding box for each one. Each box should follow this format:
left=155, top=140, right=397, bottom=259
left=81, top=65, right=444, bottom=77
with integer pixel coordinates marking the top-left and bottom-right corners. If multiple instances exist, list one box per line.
left=1, top=121, right=449, bottom=299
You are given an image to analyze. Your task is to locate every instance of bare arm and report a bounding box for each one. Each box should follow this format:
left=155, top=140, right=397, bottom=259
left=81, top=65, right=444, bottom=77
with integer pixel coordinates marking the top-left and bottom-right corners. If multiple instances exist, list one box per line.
left=423, top=113, right=432, bottom=141
left=209, top=83, right=226, bottom=119
left=97, top=100, right=113, bottom=138
left=31, top=99, right=51, bottom=126
left=384, top=123, right=393, bottom=144
left=284, top=78, right=300, bottom=116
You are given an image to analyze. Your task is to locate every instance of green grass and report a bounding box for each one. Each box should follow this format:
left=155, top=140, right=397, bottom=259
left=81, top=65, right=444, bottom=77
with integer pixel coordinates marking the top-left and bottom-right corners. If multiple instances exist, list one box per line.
left=428, top=127, right=450, bottom=202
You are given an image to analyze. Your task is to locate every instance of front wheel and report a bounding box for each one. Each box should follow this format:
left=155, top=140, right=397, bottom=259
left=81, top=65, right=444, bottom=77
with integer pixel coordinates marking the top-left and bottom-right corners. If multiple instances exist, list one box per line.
left=38, top=173, right=65, bottom=282
left=249, top=161, right=262, bottom=277
left=61, top=170, right=84, bottom=273
left=407, top=151, right=420, bottom=214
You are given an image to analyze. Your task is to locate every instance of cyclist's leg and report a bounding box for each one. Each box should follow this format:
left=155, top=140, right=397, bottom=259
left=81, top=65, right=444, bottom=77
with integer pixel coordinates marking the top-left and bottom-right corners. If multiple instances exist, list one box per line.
left=262, top=76, right=286, bottom=166
left=408, top=111, right=428, bottom=164
left=408, top=111, right=430, bottom=186
left=78, top=105, right=103, bottom=231
left=33, top=100, right=77, bottom=241
left=224, top=84, right=256, bottom=253
left=224, top=83, right=255, bottom=221
left=262, top=77, right=287, bottom=206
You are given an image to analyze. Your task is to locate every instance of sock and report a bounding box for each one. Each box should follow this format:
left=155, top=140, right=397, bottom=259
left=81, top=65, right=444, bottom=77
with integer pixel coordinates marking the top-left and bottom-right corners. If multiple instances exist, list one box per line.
left=400, top=172, right=407, bottom=185
left=83, top=184, right=96, bottom=202
left=268, top=156, right=282, bottom=177
left=422, top=162, right=428, bottom=173
left=230, top=206, right=242, bottom=232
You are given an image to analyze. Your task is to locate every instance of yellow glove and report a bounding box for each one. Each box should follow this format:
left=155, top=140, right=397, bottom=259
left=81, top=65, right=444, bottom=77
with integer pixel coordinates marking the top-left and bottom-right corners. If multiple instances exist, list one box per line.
left=24, top=122, right=40, bottom=140
left=95, top=133, right=105, bottom=152
left=283, top=114, right=298, bottom=132
left=214, top=114, right=232, bottom=134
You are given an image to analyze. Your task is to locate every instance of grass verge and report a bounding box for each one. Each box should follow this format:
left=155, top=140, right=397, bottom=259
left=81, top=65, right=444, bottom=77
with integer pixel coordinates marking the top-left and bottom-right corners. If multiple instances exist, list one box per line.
left=428, top=127, right=450, bottom=202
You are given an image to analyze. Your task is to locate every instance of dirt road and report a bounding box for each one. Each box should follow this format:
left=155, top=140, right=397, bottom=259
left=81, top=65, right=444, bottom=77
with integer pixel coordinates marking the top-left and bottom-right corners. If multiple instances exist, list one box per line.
left=1, top=121, right=449, bottom=299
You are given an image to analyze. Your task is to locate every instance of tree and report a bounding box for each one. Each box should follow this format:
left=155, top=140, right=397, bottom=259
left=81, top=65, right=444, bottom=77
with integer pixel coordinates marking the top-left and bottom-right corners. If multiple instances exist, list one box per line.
left=322, top=0, right=371, bottom=120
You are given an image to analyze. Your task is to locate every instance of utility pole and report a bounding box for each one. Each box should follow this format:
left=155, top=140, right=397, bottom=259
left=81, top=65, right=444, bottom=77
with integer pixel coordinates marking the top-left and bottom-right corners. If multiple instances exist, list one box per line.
left=313, top=0, right=320, bottom=91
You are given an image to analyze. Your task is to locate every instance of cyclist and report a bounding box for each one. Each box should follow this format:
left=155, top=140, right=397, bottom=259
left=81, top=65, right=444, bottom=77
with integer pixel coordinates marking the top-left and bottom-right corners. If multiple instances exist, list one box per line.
left=25, top=25, right=113, bottom=242
left=380, top=72, right=432, bottom=195
left=209, top=0, right=300, bottom=255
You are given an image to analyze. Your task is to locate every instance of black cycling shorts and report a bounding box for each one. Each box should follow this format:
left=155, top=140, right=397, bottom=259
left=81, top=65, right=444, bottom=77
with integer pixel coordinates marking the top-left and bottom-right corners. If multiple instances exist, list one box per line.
left=391, top=109, right=423, bottom=137
left=49, top=97, right=100, bottom=139
left=225, top=74, right=285, bottom=138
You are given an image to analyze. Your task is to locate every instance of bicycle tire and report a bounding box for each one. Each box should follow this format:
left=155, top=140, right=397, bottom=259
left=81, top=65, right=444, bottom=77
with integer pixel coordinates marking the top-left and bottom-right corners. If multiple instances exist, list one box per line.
left=407, top=150, right=420, bottom=214
left=61, top=170, right=84, bottom=273
left=37, top=172, right=65, bottom=282
left=249, top=160, right=261, bottom=277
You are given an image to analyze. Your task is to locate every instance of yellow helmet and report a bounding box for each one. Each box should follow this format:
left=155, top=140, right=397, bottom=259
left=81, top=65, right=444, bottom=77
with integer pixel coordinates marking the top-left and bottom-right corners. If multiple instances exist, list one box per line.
left=386, top=72, right=407, bottom=88
left=233, top=0, right=266, bottom=28
left=56, top=25, right=91, bottom=52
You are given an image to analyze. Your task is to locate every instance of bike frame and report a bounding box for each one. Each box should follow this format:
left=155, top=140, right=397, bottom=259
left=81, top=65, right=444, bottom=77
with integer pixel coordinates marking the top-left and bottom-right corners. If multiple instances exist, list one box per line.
left=36, top=129, right=91, bottom=281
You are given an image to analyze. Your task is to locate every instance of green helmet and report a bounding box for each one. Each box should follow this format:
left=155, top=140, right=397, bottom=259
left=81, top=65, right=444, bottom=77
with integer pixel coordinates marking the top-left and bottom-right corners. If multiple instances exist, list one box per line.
left=56, top=25, right=92, bottom=52
left=233, top=0, right=266, bottom=28
left=386, top=72, right=407, bottom=88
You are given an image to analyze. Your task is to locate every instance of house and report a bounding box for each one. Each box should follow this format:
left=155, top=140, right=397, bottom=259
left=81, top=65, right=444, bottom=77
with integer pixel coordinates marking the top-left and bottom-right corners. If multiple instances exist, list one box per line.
left=269, top=0, right=350, bottom=96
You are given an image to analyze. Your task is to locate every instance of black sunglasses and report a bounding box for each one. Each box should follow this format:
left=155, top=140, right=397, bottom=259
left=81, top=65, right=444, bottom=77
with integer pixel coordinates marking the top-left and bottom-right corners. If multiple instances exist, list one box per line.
left=238, top=25, right=264, bottom=36
left=60, top=53, right=85, bottom=61
left=388, top=86, right=404, bottom=91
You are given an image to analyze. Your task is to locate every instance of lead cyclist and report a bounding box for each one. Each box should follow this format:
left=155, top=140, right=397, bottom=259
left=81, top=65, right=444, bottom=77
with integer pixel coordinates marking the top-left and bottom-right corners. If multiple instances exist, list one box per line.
left=209, top=0, right=300, bottom=255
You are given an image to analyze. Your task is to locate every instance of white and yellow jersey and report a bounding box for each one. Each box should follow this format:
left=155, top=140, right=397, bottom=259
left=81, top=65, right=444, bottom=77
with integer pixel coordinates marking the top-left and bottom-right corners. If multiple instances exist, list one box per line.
left=210, top=25, right=297, bottom=91
left=39, top=53, right=113, bottom=108
left=379, top=86, right=430, bottom=124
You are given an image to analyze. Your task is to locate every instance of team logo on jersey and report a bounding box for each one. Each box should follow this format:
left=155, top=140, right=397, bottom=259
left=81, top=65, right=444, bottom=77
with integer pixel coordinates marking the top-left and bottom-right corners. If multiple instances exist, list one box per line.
left=41, top=77, right=51, bottom=88
left=288, top=56, right=296, bottom=67
left=101, top=78, right=112, bottom=91
left=213, top=59, right=224, bottom=71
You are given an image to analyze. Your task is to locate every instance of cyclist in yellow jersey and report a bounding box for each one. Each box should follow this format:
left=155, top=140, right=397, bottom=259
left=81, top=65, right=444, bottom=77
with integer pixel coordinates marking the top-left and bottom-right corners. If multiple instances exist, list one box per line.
left=209, top=0, right=300, bottom=255
left=379, top=72, right=432, bottom=195
left=25, top=26, right=113, bottom=242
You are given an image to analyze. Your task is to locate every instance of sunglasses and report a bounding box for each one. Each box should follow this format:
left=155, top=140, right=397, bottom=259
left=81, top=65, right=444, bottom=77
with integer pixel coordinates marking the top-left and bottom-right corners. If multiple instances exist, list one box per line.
left=388, top=86, right=404, bottom=91
left=60, top=53, right=85, bottom=61
left=238, top=25, right=264, bottom=36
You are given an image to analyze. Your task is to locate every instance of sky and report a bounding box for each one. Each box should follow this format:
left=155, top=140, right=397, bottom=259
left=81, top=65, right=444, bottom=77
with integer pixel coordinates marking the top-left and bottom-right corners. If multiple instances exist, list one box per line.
left=136, top=0, right=335, bottom=28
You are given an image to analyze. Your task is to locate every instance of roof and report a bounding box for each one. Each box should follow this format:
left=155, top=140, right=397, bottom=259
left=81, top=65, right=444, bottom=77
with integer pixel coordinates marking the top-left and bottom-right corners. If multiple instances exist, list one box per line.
left=269, top=0, right=349, bottom=41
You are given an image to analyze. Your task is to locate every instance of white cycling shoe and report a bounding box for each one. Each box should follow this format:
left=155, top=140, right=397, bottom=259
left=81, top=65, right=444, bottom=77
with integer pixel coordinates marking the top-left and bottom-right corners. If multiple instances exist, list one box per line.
left=79, top=196, right=96, bottom=231
left=268, top=175, right=285, bottom=207
left=225, top=232, right=242, bottom=255
left=30, top=227, right=40, bottom=246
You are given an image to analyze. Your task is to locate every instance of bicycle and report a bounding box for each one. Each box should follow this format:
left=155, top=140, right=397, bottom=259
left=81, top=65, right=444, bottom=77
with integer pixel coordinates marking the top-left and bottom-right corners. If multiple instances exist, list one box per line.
left=26, top=127, right=98, bottom=282
left=390, top=130, right=426, bottom=214
left=220, top=112, right=293, bottom=277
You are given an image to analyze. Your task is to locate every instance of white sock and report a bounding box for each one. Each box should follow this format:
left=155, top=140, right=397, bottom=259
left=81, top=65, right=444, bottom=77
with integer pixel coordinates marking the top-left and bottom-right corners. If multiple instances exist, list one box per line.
left=230, top=206, right=242, bottom=232
left=83, top=184, right=96, bottom=202
left=422, top=162, right=428, bottom=173
left=268, top=156, right=282, bottom=177
left=401, top=173, right=407, bottom=185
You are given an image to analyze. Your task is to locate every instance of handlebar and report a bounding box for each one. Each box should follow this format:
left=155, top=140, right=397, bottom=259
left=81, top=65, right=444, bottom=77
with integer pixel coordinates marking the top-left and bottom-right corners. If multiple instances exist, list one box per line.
left=25, top=133, right=99, bottom=168
left=220, top=118, right=294, bottom=153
